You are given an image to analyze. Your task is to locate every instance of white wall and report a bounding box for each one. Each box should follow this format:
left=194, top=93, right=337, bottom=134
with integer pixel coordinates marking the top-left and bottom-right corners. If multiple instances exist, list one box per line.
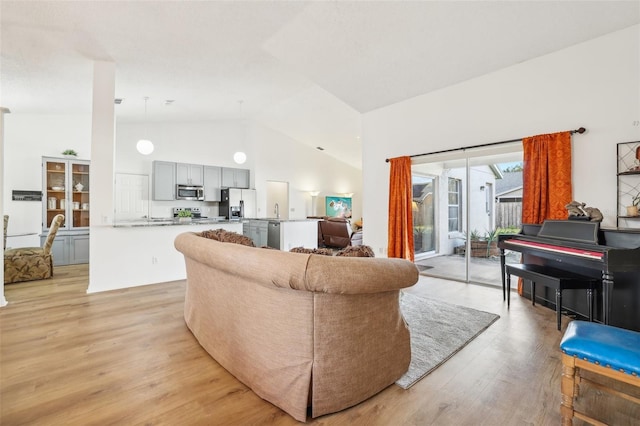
left=266, top=181, right=289, bottom=219
left=252, top=123, right=363, bottom=221
left=363, top=25, right=640, bottom=257
left=3, top=114, right=92, bottom=247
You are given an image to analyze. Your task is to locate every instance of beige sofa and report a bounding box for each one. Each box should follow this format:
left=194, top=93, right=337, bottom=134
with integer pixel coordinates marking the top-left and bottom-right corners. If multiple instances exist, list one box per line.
left=174, top=232, right=418, bottom=422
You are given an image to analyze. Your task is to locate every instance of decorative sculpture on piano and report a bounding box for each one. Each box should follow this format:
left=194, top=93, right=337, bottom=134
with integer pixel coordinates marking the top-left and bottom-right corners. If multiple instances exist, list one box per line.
left=565, top=201, right=603, bottom=222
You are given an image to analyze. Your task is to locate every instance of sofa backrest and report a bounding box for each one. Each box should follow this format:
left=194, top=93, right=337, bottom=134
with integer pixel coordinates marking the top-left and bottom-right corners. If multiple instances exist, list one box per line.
left=174, top=232, right=418, bottom=294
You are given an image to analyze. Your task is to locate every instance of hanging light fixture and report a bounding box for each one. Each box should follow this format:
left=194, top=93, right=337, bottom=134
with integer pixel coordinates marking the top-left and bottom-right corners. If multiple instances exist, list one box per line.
left=234, top=100, right=247, bottom=164
left=136, top=96, right=154, bottom=155
left=233, top=151, right=247, bottom=164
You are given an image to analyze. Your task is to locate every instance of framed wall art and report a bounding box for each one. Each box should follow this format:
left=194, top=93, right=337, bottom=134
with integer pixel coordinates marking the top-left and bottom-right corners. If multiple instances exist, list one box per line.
left=325, top=196, right=352, bottom=218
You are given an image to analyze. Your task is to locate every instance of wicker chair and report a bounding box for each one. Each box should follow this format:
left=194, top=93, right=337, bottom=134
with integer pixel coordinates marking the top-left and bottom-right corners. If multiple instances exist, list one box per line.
left=4, top=214, right=64, bottom=284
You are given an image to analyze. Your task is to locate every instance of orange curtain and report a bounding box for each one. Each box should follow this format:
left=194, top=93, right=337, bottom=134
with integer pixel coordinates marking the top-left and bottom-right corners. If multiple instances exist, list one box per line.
left=522, top=131, right=572, bottom=223
left=519, top=131, right=572, bottom=293
left=388, top=156, right=414, bottom=261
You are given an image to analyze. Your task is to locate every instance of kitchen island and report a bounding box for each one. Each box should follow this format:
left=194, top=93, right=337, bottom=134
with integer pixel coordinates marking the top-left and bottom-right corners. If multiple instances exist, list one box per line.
left=89, top=218, right=318, bottom=294
left=242, top=218, right=319, bottom=250
left=112, top=217, right=318, bottom=253
left=89, top=219, right=243, bottom=294
left=113, top=218, right=242, bottom=228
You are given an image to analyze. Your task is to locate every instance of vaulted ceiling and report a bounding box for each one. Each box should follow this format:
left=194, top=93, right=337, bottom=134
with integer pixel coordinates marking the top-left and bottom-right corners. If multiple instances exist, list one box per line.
left=2, top=1, right=638, bottom=169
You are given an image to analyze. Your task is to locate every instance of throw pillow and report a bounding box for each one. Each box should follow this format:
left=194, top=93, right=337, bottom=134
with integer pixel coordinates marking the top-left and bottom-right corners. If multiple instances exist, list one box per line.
left=290, top=247, right=333, bottom=256
left=335, top=245, right=375, bottom=257
left=199, top=229, right=255, bottom=247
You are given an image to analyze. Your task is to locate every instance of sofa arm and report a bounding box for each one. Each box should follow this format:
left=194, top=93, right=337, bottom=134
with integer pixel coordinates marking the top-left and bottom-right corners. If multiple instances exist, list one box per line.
left=301, top=255, right=418, bottom=294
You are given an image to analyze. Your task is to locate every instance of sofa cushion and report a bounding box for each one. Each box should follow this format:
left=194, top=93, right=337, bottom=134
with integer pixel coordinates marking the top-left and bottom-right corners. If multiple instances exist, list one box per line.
left=335, top=245, right=375, bottom=257
left=199, top=229, right=255, bottom=247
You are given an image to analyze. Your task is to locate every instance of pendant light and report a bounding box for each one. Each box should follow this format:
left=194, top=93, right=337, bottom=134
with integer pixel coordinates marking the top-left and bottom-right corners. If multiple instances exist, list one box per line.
left=136, top=96, right=154, bottom=155
left=233, top=100, right=247, bottom=164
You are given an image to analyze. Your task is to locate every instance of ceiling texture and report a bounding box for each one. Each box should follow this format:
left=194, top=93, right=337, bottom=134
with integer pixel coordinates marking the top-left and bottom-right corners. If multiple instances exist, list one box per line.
left=1, top=1, right=639, bottom=169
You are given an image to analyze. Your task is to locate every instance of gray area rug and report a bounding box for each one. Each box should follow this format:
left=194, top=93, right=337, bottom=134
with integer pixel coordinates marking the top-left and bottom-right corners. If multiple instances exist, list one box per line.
left=396, top=292, right=500, bottom=389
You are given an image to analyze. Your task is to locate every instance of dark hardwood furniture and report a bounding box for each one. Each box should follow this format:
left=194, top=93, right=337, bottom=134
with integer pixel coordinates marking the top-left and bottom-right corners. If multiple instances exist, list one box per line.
left=499, top=220, right=640, bottom=331
left=505, top=263, right=597, bottom=330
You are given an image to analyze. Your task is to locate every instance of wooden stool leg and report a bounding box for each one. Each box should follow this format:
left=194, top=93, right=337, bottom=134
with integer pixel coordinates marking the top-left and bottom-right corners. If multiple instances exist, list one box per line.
left=561, top=355, right=576, bottom=426
left=556, top=288, right=562, bottom=331
left=506, top=273, right=511, bottom=308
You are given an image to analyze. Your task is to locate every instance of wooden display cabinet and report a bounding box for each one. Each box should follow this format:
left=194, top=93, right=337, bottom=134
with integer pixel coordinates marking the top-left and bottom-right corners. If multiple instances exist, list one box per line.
left=42, top=156, right=90, bottom=265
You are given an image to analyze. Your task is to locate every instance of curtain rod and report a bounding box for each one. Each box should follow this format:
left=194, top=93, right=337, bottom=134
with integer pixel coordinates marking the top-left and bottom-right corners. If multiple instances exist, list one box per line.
left=384, top=127, right=586, bottom=163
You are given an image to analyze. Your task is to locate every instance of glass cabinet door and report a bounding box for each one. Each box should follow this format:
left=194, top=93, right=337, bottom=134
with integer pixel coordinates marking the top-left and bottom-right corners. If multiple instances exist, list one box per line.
left=71, top=162, right=90, bottom=228
left=44, top=159, right=69, bottom=230
left=43, top=157, right=90, bottom=231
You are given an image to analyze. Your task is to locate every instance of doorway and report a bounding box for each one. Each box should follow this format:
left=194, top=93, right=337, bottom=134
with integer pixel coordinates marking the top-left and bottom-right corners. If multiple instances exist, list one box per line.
left=266, top=181, right=289, bottom=220
left=412, top=174, right=436, bottom=256
left=412, top=148, right=523, bottom=286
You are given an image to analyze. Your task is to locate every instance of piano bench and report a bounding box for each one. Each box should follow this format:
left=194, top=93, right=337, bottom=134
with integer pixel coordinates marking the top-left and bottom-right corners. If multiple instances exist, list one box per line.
left=560, top=321, right=640, bottom=425
left=505, top=263, right=598, bottom=331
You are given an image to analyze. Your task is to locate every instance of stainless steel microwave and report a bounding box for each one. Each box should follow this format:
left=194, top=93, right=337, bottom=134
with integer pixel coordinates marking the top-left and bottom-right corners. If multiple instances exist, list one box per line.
left=176, top=185, right=204, bottom=200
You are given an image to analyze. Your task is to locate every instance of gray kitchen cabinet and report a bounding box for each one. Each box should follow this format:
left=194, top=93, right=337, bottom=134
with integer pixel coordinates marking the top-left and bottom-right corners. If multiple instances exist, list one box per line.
left=255, top=220, right=268, bottom=247
left=243, top=220, right=268, bottom=247
left=242, top=222, right=251, bottom=240
left=69, top=234, right=90, bottom=264
left=47, top=235, right=69, bottom=266
left=152, top=161, right=176, bottom=201
left=41, top=232, right=89, bottom=266
left=176, top=163, right=204, bottom=186
left=203, top=166, right=222, bottom=202
left=221, top=167, right=250, bottom=188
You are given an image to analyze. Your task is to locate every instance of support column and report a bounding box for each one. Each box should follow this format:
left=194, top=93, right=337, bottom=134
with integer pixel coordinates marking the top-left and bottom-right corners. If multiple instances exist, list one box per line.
left=0, top=107, right=10, bottom=306
left=88, top=61, right=116, bottom=293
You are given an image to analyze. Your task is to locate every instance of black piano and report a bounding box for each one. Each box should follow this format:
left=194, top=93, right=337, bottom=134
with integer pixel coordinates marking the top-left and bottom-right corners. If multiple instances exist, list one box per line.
left=498, top=220, right=640, bottom=331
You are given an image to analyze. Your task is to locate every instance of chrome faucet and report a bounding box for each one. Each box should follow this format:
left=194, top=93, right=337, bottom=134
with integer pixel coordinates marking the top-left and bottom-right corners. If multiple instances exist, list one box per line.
left=274, top=203, right=280, bottom=218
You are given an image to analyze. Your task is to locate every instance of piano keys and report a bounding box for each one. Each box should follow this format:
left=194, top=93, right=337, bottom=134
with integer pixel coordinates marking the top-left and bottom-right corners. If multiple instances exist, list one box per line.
left=498, top=220, right=640, bottom=331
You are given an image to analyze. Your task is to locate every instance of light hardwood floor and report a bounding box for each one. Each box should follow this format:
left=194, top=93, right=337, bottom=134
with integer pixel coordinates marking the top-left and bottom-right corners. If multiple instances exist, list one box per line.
left=1, top=265, right=639, bottom=425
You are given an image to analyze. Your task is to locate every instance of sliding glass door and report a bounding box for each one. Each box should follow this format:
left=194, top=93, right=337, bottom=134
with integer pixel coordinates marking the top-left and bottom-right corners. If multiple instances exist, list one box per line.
left=412, top=175, right=435, bottom=255
left=412, top=147, right=523, bottom=286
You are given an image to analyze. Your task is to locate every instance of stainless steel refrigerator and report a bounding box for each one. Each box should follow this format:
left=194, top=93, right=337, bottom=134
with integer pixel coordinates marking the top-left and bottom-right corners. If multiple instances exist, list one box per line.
left=220, top=188, right=256, bottom=220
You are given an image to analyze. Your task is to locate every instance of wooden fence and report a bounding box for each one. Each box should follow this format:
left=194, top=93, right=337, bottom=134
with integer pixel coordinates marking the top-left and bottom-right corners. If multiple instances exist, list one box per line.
left=496, top=202, right=522, bottom=229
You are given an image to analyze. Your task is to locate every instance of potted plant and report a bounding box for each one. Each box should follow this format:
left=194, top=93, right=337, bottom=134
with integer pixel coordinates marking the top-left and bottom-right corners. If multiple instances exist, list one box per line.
left=62, top=149, right=78, bottom=158
left=469, top=229, right=486, bottom=257
left=626, top=193, right=640, bottom=217
left=177, top=209, right=193, bottom=222
left=469, top=228, right=500, bottom=258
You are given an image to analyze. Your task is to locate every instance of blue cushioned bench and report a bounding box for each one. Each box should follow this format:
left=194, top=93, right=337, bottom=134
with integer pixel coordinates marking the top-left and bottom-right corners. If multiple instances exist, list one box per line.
left=560, top=321, right=640, bottom=425
left=505, top=263, right=597, bottom=330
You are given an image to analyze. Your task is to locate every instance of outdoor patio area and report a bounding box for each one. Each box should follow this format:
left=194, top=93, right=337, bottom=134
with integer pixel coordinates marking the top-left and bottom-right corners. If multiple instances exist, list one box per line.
left=415, top=252, right=520, bottom=287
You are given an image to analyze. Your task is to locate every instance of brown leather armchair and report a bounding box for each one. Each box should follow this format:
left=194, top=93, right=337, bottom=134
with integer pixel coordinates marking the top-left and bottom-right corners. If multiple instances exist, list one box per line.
left=4, top=214, right=64, bottom=284
left=318, top=218, right=353, bottom=248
